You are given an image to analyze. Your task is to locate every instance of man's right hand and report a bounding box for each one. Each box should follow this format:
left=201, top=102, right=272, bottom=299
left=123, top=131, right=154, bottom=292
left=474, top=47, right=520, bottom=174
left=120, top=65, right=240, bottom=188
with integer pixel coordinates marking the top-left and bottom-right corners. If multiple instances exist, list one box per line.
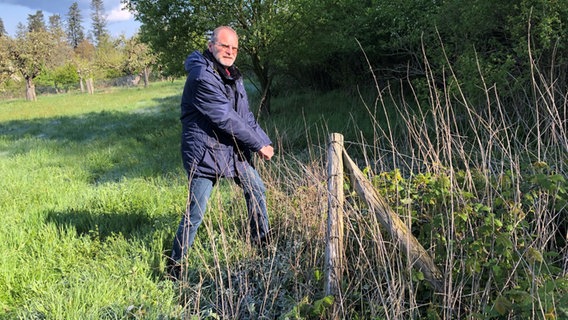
left=258, top=145, right=274, bottom=160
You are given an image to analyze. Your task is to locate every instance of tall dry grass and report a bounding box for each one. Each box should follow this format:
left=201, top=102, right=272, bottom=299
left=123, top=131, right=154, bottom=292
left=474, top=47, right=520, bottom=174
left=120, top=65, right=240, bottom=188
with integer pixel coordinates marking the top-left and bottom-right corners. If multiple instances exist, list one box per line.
left=175, top=42, right=568, bottom=318
left=1, top=53, right=564, bottom=319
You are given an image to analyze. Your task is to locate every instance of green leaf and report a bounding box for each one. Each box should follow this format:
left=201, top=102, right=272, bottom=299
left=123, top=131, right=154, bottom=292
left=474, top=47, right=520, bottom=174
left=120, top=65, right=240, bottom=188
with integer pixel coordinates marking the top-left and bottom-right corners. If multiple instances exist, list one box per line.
left=494, top=295, right=512, bottom=315
left=525, top=247, right=544, bottom=264
left=314, top=269, right=323, bottom=282
left=457, top=211, right=468, bottom=222
left=311, top=296, right=334, bottom=316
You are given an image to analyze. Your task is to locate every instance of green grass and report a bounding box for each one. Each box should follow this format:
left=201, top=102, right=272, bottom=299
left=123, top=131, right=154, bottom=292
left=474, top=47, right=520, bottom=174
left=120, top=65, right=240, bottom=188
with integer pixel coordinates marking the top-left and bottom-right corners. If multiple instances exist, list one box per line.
left=0, top=82, right=188, bottom=318
left=1, top=77, right=567, bottom=319
left=0, top=80, right=342, bottom=319
left=256, top=88, right=398, bottom=151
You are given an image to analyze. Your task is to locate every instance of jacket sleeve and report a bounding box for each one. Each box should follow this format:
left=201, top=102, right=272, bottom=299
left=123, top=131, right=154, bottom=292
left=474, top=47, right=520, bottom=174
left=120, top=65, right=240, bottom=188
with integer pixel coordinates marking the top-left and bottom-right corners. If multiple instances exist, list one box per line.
left=245, top=108, right=272, bottom=147
left=192, top=75, right=267, bottom=152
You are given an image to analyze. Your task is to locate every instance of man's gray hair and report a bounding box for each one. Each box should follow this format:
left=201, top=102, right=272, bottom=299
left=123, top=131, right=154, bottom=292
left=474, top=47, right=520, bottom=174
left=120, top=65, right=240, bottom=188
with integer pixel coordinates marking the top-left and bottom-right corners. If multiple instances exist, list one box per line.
left=209, top=26, right=238, bottom=43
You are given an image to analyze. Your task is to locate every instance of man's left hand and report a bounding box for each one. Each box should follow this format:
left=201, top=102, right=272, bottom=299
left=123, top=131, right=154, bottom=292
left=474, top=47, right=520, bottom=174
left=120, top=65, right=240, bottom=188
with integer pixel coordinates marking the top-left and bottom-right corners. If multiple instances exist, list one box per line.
left=258, top=145, right=274, bottom=160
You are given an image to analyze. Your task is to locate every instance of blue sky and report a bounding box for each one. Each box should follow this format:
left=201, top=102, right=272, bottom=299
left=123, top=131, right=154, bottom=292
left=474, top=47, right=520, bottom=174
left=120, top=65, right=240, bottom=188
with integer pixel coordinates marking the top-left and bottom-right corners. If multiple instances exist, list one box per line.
left=0, top=0, right=140, bottom=38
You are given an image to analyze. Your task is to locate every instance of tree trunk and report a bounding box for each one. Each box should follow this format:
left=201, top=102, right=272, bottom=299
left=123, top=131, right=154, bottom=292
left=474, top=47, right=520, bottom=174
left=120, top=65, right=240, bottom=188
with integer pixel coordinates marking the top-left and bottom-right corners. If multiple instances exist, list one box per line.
left=251, top=53, right=271, bottom=116
left=259, top=80, right=271, bottom=117
left=79, top=76, right=85, bottom=93
left=25, top=77, right=36, bottom=101
left=86, top=77, right=94, bottom=94
left=143, top=67, right=149, bottom=88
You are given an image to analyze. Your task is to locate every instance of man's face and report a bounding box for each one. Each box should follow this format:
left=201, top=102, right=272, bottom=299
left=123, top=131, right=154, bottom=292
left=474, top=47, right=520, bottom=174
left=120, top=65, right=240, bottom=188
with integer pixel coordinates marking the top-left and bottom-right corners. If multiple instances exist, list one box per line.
left=208, top=29, right=239, bottom=68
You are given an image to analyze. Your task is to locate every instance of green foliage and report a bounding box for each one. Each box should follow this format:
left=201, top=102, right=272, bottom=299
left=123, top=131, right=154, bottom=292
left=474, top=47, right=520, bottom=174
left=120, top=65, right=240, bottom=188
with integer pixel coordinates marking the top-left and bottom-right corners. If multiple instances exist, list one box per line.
left=0, top=17, right=6, bottom=36
left=0, top=36, right=13, bottom=86
left=53, top=63, right=80, bottom=90
left=125, top=0, right=318, bottom=112
left=8, top=30, right=53, bottom=75
left=123, top=35, right=156, bottom=76
left=36, top=63, right=79, bottom=92
left=90, top=0, right=109, bottom=46
left=124, top=0, right=567, bottom=119
left=365, top=161, right=568, bottom=318
left=66, top=1, right=85, bottom=48
left=95, top=37, right=126, bottom=79
left=2, top=0, right=565, bottom=110
left=124, top=0, right=209, bottom=77
left=279, top=295, right=334, bottom=320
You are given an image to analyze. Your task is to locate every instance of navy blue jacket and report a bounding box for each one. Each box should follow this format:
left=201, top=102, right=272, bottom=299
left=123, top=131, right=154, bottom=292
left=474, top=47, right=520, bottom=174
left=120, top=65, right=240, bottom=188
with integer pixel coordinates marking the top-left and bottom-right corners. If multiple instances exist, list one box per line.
left=180, top=50, right=272, bottom=178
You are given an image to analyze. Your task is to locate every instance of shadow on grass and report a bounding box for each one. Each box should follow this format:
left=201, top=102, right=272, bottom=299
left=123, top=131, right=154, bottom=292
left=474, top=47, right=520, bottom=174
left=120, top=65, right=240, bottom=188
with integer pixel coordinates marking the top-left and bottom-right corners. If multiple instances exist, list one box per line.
left=45, top=208, right=176, bottom=279
left=46, top=209, right=154, bottom=240
left=0, top=96, right=183, bottom=184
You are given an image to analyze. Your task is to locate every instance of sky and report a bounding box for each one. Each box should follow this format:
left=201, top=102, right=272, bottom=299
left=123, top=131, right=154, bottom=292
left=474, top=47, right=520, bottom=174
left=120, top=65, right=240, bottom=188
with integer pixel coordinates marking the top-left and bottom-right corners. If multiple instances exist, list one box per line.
left=0, top=0, right=141, bottom=38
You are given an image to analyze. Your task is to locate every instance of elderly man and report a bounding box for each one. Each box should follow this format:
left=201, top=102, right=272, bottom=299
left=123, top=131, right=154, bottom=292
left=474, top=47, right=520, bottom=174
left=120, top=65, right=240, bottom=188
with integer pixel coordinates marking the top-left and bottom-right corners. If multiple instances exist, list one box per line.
left=169, top=26, right=274, bottom=279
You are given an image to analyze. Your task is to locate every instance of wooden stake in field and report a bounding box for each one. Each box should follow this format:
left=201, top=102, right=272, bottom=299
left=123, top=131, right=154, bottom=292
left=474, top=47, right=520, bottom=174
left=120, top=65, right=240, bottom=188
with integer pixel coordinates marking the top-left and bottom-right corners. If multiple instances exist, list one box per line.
left=325, top=133, right=345, bottom=319
left=341, top=144, right=444, bottom=292
left=324, top=133, right=444, bottom=306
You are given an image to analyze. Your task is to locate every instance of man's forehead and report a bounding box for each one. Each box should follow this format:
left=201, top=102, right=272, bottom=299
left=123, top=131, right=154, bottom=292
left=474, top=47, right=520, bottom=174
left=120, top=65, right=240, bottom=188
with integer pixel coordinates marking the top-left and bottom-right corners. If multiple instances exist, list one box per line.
left=218, top=29, right=237, bottom=39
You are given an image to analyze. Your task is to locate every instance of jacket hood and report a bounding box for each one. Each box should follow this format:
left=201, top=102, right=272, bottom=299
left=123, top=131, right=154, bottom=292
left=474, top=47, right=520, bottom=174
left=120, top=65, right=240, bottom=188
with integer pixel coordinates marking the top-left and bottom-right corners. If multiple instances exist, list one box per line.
left=184, top=50, right=242, bottom=80
left=184, top=50, right=208, bottom=73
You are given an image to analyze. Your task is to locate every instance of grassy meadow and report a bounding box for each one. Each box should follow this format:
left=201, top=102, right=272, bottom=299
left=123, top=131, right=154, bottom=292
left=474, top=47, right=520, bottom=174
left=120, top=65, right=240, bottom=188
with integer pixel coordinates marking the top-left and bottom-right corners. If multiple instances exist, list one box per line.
left=0, top=73, right=567, bottom=319
left=0, top=82, right=188, bottom=318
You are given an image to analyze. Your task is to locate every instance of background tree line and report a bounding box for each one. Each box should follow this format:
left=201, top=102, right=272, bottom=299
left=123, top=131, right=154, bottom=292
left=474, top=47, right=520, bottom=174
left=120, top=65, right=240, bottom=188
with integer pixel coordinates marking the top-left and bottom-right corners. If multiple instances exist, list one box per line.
left=125, top=0, right=567, bottom=118
left=0, top=0, right=155, bottom=101
left=1, top=0, right=566, bottom=120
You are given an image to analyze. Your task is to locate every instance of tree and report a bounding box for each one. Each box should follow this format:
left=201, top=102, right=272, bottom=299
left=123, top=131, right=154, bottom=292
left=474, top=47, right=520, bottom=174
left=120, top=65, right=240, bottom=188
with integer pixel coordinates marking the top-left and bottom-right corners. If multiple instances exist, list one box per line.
left=15, top=22, right=25, bottom=37
left=0, top=18, right=7, bottom=37
left=48, top=14, right=64, bottom=33
left=123, top=0, right=317, bottom=114
left=27, top=10, right=47, bottom=33
left=52, top=63, right=80, bottom=92
left=268, top=0, right=374, bottom=90
left=123, top=0, right=568, bottom=116
left=123, top=0, right=207, bottom=77
left=49, top=14, right=67, bottom=50
left=8, top=29, right=54, bottom=100
left=48, top=14, right=74, bottom=73
left=29, top=14, right=74, bottom=92
left=66, top=1, right=85, bottom=48
left=0, top=35, right=14, bottom=85
left=74, top=39, right=96, bottom=93
left=124, top=35, right=156, bottom=87
left=0, top=25, right=10, bottom=91
left=95, top=36, right=125, bottom=79
left=504, top=0, right=568, bottom=101
left=90, top=0, right=109, bottom=46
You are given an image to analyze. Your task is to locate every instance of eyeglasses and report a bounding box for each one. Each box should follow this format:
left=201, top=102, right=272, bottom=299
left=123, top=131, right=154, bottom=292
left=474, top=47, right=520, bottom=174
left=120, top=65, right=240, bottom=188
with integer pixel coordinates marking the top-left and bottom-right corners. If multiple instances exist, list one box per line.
left=215, top=42, right=239, bottom=54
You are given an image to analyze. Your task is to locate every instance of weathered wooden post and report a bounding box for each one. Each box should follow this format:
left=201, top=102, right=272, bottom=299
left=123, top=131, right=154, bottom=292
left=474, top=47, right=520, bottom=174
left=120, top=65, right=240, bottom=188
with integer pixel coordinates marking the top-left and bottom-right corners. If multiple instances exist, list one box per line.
left=325, top=133, right=345, bottom=318
left=342, top=149, right=444, bottom=292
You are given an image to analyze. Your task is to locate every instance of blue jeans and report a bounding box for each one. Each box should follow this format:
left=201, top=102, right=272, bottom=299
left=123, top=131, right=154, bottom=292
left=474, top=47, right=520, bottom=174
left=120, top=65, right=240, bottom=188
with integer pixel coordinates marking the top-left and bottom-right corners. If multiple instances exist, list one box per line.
left=171, top=164, right=270, bottom=263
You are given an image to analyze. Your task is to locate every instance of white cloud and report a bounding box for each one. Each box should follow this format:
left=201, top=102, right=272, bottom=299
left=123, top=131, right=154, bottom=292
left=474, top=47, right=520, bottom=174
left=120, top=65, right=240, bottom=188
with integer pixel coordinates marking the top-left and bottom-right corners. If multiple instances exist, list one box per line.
left=106, top=3, right=132, bottom=22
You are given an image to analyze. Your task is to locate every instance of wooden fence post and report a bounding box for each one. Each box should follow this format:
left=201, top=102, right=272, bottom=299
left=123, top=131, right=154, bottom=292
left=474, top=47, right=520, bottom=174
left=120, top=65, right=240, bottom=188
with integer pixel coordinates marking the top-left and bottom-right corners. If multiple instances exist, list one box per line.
left=325, top=133, right=345, bottom=318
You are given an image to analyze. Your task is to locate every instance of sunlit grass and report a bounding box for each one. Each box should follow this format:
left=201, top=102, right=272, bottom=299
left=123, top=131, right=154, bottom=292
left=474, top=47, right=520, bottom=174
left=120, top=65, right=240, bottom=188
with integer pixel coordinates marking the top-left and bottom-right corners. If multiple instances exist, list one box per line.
left=0, top=72, right=566, bottom=319
left=0, top=81, right=188, bottom=318
left=0, top=80, right=183, bottom=121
